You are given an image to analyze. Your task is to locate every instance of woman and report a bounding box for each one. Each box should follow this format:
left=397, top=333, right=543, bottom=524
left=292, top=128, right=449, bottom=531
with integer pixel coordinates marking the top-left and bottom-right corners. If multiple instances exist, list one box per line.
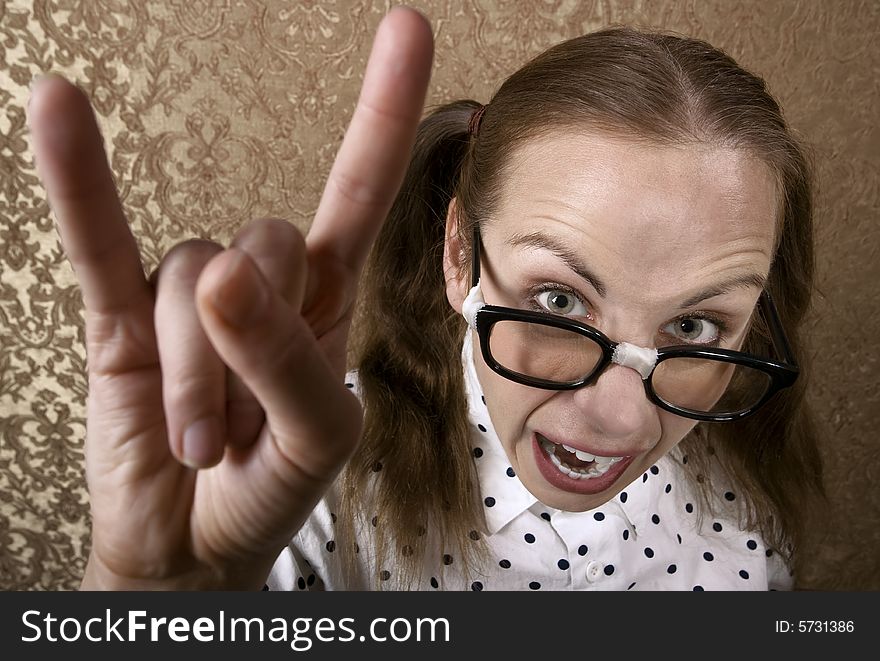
left=27, top=7, right=822, bottom=590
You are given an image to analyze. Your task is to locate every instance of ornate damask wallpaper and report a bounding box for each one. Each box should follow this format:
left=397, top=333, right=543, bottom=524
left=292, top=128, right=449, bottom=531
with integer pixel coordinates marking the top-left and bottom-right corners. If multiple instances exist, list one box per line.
left=0, top=0, right=877, bottom=590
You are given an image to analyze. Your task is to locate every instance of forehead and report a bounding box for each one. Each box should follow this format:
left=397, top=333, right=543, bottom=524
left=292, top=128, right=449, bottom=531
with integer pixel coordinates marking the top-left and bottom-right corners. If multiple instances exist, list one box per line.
left=489, top=131, right=778, bottom=297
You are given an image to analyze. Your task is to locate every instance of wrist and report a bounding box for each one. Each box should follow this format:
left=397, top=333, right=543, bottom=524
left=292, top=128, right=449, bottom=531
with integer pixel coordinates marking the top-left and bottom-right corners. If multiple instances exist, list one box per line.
left=81, top=552, right=273, bottom=591
left=80, top=553, right=189, bottom=590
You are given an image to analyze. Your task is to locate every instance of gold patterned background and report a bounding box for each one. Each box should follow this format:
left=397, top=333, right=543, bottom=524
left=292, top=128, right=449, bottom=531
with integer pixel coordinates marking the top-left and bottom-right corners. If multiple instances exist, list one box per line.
left=0, top=0, right=877, bottom=590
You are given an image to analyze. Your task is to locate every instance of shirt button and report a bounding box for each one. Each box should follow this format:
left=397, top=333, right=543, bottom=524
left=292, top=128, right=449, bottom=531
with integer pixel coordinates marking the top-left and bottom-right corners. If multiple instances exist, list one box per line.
left=586, top=561, right=604, bottom=582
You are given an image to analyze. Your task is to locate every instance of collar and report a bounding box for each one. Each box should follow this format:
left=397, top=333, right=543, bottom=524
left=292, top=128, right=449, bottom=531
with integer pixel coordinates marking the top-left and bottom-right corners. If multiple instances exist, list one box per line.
left=462, top=332, right=673, bottom=538
left=612, top=455, right=671, bottom=537
left=462, top=334, right=538, bottom=535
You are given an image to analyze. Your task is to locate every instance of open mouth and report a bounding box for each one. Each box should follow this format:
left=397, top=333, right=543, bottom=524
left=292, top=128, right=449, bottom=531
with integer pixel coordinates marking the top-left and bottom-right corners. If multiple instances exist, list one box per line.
left=537, top=433, right=626, bottom=480
left=532, top=432, right=634, bottom=496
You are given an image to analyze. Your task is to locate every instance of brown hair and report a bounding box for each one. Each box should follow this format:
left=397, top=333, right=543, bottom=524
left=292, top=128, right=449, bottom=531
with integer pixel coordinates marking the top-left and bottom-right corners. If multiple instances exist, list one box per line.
left=341, top=26, right=825, bottom=588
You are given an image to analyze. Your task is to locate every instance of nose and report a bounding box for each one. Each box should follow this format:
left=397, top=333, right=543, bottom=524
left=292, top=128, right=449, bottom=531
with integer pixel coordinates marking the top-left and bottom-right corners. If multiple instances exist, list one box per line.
left=571, top=361, right=660, bottom=443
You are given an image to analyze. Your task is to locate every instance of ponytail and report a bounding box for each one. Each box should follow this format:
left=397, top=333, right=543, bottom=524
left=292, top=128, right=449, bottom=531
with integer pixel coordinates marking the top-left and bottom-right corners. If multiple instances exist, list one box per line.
left=340, top=101, right=487, bottom=588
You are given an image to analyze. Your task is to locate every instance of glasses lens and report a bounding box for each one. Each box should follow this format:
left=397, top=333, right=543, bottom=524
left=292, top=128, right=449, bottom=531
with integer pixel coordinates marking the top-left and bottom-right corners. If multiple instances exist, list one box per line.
left=652, top=357, right=771, bottom=415
left=488, top=320, right=604, bottom=385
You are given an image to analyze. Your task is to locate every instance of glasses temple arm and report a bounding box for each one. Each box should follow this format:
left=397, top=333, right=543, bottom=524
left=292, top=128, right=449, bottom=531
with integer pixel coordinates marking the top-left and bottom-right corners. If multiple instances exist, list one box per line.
left=471, top=226, right=481, bottom=288
left=760, top=290, right=797, bottom=366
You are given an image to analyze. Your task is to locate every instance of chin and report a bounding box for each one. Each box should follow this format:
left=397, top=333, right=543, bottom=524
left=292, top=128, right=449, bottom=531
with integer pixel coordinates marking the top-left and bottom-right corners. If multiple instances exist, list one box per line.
left=516, top=463, right=629, bottom=512
left=535, top=485, right=620, bottom=513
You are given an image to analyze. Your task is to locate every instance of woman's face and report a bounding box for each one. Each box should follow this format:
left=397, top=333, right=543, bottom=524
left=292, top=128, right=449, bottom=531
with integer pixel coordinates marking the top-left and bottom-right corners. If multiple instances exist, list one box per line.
left=444, top=130, right=778, bottom=512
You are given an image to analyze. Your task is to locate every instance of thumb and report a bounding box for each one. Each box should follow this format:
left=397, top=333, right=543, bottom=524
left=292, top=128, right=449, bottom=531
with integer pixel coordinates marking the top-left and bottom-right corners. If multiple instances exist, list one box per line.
left=195, top=247, right=362, bottom=481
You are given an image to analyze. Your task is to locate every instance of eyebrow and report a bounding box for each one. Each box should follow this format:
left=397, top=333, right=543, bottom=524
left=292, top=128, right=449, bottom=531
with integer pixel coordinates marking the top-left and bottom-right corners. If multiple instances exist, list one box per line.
left=678, top=272, right=766, bottom=308
left=506, top=230, right=608, bottom=297
left=505, top=229, right=766, bottom=308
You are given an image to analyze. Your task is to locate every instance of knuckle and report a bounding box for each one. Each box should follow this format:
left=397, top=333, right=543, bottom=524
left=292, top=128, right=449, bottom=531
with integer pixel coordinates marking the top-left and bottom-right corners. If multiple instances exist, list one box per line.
left=157, top=239, right=224, bottom=282
left=252, top=315, right=311, bottom=376
left=273, top=391, right=363, bottom=483
left=233, top=218, right=307, bottom=303
left=357, top=96, right=412, bottom=124
left=163, top=369, right=221, bottom=412
left=236, top=217, right=306, bottom=255
left=329, top=169, right=387, bottom=209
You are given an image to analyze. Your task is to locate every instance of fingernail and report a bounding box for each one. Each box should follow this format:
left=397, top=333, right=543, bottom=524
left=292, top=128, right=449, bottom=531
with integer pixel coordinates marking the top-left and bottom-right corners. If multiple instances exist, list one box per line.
left=213, top=250, right=268, bottom=327
left=29, top=73, right=46, bottom=101
left=28, top=73, right=57, bottom=115
left=30, top=72, right=50, bottom=92
left=27, top=73, right=76, bottom=162
left=182, top=417, right=222, bottom=469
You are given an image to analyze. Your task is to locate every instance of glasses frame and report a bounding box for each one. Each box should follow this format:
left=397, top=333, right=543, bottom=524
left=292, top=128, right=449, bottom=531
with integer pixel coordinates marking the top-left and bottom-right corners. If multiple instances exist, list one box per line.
left=468, top=227, right=799, bottom=422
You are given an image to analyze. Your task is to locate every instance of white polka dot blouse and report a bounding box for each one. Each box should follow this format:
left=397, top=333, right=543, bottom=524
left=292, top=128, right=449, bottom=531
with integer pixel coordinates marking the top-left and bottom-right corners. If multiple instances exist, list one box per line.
left=267, top=338, right=793, bottom=591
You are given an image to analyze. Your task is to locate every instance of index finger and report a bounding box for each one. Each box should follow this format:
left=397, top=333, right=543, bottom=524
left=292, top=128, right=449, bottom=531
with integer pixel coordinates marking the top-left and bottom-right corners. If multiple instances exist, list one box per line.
left=306, top=7, right=433, bottom=275
left=28, top=75, right=150, bottom=315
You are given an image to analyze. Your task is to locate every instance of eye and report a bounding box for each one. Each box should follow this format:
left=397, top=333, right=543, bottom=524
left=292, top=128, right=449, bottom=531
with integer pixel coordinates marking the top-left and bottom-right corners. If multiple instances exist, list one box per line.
left=662, top=317, right=721, bottom=344
left=535, top=287, right=588, bottom=317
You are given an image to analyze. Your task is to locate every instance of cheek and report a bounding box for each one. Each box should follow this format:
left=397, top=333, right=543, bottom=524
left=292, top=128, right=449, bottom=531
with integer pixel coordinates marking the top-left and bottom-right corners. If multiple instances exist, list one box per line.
left=655, top=411, right=699, bottom=455
left=474, top=351, right=548, bottom=438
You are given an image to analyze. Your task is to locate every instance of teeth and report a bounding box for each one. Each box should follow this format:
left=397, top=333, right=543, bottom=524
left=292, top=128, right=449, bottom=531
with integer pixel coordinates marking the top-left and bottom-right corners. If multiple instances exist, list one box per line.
left=539, top=439, right=625, bottom=480
left=561, top=443, right=600, bottom=463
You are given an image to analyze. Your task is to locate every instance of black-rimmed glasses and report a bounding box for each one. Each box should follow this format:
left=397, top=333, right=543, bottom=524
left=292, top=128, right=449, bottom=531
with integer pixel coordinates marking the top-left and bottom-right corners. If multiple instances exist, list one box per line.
left=466, top=227, right=798, bottom=422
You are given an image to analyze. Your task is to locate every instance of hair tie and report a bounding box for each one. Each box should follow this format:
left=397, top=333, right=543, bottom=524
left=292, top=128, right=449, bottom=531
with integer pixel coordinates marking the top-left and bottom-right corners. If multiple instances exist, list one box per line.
left=468, top=104, right=487, bottom=138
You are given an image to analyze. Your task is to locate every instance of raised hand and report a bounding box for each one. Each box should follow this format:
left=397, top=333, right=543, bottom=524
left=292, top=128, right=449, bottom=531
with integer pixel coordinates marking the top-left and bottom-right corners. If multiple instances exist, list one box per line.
left=27, top=7, right=433, bottom=590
